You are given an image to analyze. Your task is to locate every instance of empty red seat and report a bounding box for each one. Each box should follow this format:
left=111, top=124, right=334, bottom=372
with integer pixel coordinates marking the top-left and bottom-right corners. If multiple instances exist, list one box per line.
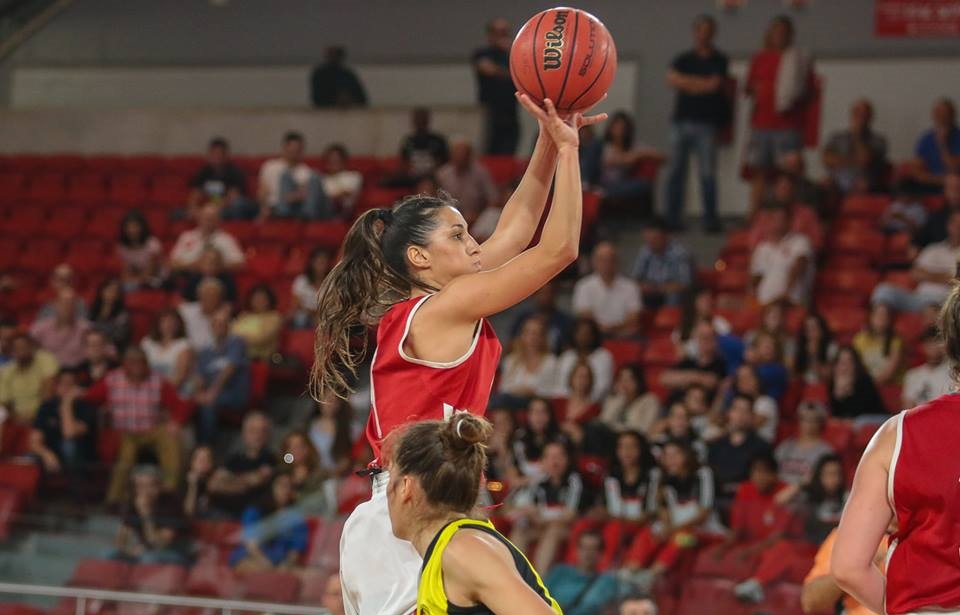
left=282, top=329, right=316, bottom=368
left=883, top=269, right=916, bottom=291
left=0, top=172, right=25, bottom=202
left=831, top=230, right=884, bottom=261
left=674, top=577, right=747, bottom=615
left=124, top=563, right=187, bottom=594
left=69, top=558, right=131, bottom=589
left=895, top=311, right=927, bottom=341
left=822, top=418, right=853, bottom=453
left=651, top=306, right=682, bottom=332
left=6, top=208, right=49, bottom=235
left=42, top=209, right=91, bottom=240
left=149, top=174, right=189, bottom=208
left=107, top=174, right=148, bottom=207
left=354, top=186, right=407, bottom=216
left=842, top=194, right=891, bottom=218
left=246, top=252, right=287, bottom=280
left=185, top=564, right=240, bottom=598
left=125, top=289, right=172, bottom=315
left=816, top=269, right=880, bottom=298
left=303, top=221, right=349, bottom=250
left=603, top=339, right=644, bottom=371
left=239, top=570, right=301, bottom=603
left=480, top=155, right=520, bottom=184
left=881, top=232, right=913, bottom=266
left=24, top=172, right=67, bottom=205
left=257, top=219, right=304, bottom=244
left=822, top=307, right=866, bottom=342
left=66, top=173, right=108, bottom=207
left=693, top=545, right=759, bottom=580
left=0, top=487, right=21, bottom=540
left=220, top=221, right=257, bottom=246
left=643, top=336, right=679, bottom=367
left=0, top=604, right=44, bottom=615
left=715, top=268, right=749, bottom=294
left=15, top=238, right=66, bottom=274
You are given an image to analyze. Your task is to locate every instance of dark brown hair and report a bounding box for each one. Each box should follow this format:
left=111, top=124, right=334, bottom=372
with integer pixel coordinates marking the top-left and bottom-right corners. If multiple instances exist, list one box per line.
left=939, top=281, right=960, bottom=382
left=392, top=414, right=493, bottom=514
left=310, top=195, right=453, bottom=400
left=149, top=308, right=187, bottom=342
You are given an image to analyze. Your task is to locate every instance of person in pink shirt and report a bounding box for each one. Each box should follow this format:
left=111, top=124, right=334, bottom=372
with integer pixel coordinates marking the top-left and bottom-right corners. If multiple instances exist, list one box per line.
left=29, top=289, right=91, bottom=369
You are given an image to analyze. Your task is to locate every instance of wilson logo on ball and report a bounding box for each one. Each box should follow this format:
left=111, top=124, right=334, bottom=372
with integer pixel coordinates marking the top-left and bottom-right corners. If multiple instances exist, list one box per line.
left=542, top=9, right=569, bottom=71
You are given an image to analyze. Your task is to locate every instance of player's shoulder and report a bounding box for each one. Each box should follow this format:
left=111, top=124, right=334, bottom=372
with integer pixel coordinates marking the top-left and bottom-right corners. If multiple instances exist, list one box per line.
left=442, top=526, right=513, bottom=580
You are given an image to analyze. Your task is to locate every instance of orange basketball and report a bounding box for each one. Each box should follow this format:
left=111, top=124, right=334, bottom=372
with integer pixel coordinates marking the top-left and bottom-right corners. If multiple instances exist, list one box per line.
left=509, top=7, right=617, bottom=113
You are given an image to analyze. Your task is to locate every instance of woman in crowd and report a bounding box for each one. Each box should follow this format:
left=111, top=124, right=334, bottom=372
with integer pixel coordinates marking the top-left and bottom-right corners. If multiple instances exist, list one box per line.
left=497, top=317, right=558, bottom=407
left=289, top=247, right=332, bottom=329
left=232, top=283, right=283, bottom=361
left=598, top=111, right=664, bottom=202
left=512, top=397, right=565, bottom=484
left=774, top=401, right=835, bottom=487
left=744, top=302, right=796, bottom=362
left=279, top=430, right=331, bottom=514
left=598, top=364, right=661, bottom=436
left=555, top=317, right=614, bottom=402
left=852, top=303, right=904, bottom=385
left=651, top=402, right=708, bottom=463
left=141, top=308, right=194, bottom=394
left=308, top=392, right=356, bottom=478
left=597, top=431, right=657, bottom=569
left=183, top=445, right=216, bottom=519
left=790, top=312, right=836, bottom=383
left=230, top=472, right=308, bottom=572
left=117, top=211, right=164, bottom=290
left=556, top=362, right=602, bottom=449
left=89, top=277, right=131, bottom=350
left=674, top=289, right=732, bottom=359
left=720, top=364, right=780, bottom=442
left=829, top=346, right=887, bottom=419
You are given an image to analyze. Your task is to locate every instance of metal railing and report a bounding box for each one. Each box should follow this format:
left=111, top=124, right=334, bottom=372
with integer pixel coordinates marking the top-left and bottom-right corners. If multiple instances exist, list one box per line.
left=0, top=582, right=330, bottom=615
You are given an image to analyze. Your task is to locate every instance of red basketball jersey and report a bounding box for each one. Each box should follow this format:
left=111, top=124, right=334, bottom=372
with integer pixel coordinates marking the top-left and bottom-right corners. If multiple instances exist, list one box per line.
left=366, top=295, right=502, bottom=462
left=886, top=394, right=960, bottom=614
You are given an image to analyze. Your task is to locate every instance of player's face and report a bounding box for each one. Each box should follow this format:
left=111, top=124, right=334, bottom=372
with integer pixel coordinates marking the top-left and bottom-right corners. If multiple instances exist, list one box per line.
left=616, top=434, right=641, bottom=467
left=420, top=206, right=482, bottom=284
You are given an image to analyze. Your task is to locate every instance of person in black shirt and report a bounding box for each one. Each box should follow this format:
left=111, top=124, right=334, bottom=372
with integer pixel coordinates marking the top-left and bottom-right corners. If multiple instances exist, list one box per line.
left=189, top=137, right=254, bottom=220
left=664, top=15, right=730, bottom=233
left=73, top=329, right=118, bottom=390
left=29, top=369, right=97, bottom=495
left=382, top=108, right=451, bottom=188
left=207, top=412, right=276, bottom=518
left=707, top=394, right=773, bottom=514
left=111, top=467, right=192, bottom=565
left=660, top=320, right=728, bottom=401
left=472, top=18, right=519, bottom=155
left=310, top=46, right=368, bottom=109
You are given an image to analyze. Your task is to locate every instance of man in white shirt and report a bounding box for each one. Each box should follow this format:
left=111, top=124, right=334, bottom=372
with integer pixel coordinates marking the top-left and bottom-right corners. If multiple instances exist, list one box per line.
left=320, top=144, right=363, bottom=218
left=572, top=241, right=642, bottom=338
left=749, top=207, right=813, bottom=306
left=435, top=138, right=497, bottom=222
left=169, top=202, right=245, bottom=272
left=177, top=278, right=227, bottom=351
left=872, top=209, right=960, bottom=312
left=902, top=327, right=953, bottom=408
left=258, top=131, right=330, bottom=220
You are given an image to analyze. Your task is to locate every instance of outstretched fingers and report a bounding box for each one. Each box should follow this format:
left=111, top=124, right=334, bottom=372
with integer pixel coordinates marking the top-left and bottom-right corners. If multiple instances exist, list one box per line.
left=578, top=112, right=608, bottom=127
left=516, top=92, right=548, bottom=122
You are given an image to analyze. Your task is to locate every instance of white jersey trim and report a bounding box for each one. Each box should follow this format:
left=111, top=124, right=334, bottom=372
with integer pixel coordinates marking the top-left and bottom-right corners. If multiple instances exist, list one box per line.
left=369, top=346, right=383, bottom=440
left=397, top=294, right=484, bottom=369
left=887, top=411, right=905, bottom=512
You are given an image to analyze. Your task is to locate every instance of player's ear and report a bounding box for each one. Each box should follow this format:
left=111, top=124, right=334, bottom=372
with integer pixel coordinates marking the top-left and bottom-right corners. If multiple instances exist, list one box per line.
left=406, top=244, right=430, bottom=270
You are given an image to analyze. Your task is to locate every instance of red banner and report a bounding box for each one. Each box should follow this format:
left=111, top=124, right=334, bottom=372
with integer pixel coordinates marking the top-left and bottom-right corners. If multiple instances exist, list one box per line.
left=876, top=0, right=960, bottom=36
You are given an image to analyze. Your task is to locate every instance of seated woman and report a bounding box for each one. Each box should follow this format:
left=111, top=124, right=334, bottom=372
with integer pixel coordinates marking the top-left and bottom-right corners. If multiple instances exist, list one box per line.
left=674, top=289, right=732, bottom=359
left=555, top=317, right=614, bottom=402
left=717, top=364, right=780, bottom=443
left=774, top=401, right=835, bottom=488
left=232, top=284, right=283, bottom=361
left=116, top=211, right=164, bottom=290
left=89, top=277, right=131, bottom=350
left=183, top=445, right=216, bottom=519
left=790, top=312, right=836, bottom=384
left=181, top=246, right=238, bottom=303
left=555, top=362, right=602, bottom=450
left=650, top=402, right=708, bottom=463
left=308, top=392, right=358, bottom=479
left=851, top=303, right=904, bottom=385
left=289, top=247, right=332, bottom=329
left=598, top=111, right=665, bottom=202
left=495, top=317, right=559, bottom=409
left=141, top=308, right=194, bottom=395
left=278, top=430, right=332, bottom=515
left=828, top=346, right=887, bottom=421
left=598, top=364, right=661, bottom=436
left=512, top=397, right=567, bottom=486
left=509, top=441, right=590, bottom=574
left=229, top=472, right=308, bottom=572
left=597, top=431, right=657, bottom=569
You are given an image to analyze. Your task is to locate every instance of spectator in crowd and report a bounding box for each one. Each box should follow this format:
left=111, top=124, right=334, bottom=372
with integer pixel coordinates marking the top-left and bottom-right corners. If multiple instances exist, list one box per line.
left=911, top=172, right=960, bottom=251
left=545, top=530, right=619, bottom=615
left=230, top=471, right=308, bottom=572
left=512, top=397, right=565, bottom=483
left=852, top=303, right=904, bottom=385
left=29, top=369, right=96, bottom=488
left=745, top=301, right=796, bottom=363
left=510, top=441, right=588, bottom=573
left=579, top=125, right=604, bottom=189
left=744, top=331, right=790, bottom=403
left=290, top=247, right=332, bottom=329
left=117, top=211, right=165, bottom=290
left=873, top=209, right=960, bottom=312
left=822, top=99, right=889, bottom=194
left=74, top=329, right=118, bottom=389
left=497, top=316, right=558, bottom=407
left=181, top=246, right=237, bottom=303
left=744, top=15, right=814, bottom=191
left=470, top=182, right=511, bottom=244
left=749, top=174, right=824, bottom=252
left=556, top=317, right=615, bottom=402
left=781, top=143, right=837, bottom=218
left=556, top=363, right=602, bottom=449
left=169, top=202, right=245, bottom=273
left=621, top=440, right=722, bottom=592
left=510, top=281, right=574, bottom=354
left=232, top=284, right=283, bottom=361
left=30, top=289, right=91, bottom=369
left=665, top=14, right=730, bottom=233
left=598, top=112, right=663, bottom=204
left=414, top=174, right=440, bottom=197
left=905, top=97, right=960, bottom=191
left=723, top=364, right=779, bottom=442
left=573, top=242, right=643, bottom=339
left=398, top=107, right=450, bottom=182
left=619, top=596, right=658, bottom=615
left=207, top=412, right=275, bottom=518
left=902, top=327, right=952, bottom=408
left=791, top=313, right=836, bottom=384
left=0, top=319, right=17, bottom=366
left=190, top=137, right=253, bottom=220
left=651, top=402, right=708, bottom=462
left=674, top=289, right=732, bottom=359
left=879, top=180, right=928, bottom=234
left=110, top=467, right=192, bottom=565
left=183, top=444, right=215, bottom=519
left=89, top=277, right=131, bottom=350
left=828, top=346, right=886, bottom=419
left=791, top=455, right=847, bottom=544
left=661, top=321, right=727, bottom=401
left=87, top=346, right=183, bottom=506
left=435, top=138, right=497, bottom=222
left=600, top=365, right=662, bottom=437
left=472, top=17, right=519, bottom=155
left=708, top=394, right=773, bottom=505
left=750, top=206, right=814, bottom=307
left=682, top=384, right=715, bottom=440
left=37, top=264, right=86, bottom=320
left=178, top=277, right=227, bottom=351
left=0, top=333, right=58, bottom=423
left=486, top=406, right=520, bottom=485
left=142, top=308, right=194, bottom=394
left=321, top=144, right=363, bottom=217
left=598, top=431, right=657, bottom=568
left=278, top=430, right=330, bottom=514
left=307, top=394, right=360, bottom=476
left=258, top=131, right=329, bottom=221
left=632, top=217, right=693, bottom=309
left=310, top=45, right=367, bottom=108
left=192, top=309, right=250, bottom=443
left=774, top=401, right=834, bottom=486
left=801, top=527, right=884, bottom=615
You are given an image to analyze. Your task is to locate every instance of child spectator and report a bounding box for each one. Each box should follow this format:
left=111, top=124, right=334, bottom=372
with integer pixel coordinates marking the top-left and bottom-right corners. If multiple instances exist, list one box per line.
left=496, top=317, right=558, bottom=408
left=141, top=309, right=194, bottom=394
left=556, top=318, right=615, bottom=403
left=89, top=277, right=131, bottom=350
left=183, top=445, right=215, bottom=519
left=117, top=211, right=164, bottom=290
left=230, top=472, right=308, bottom=572
left=290, top=248, right=332, bottom=329
left=828, top=346, right=886, bottom=420
left=111, top=467, right=192, bottom=565
left=852, top=303, right=904, bottom=385
left=790, top=313, right=836, bottom=384
left=308, top=392, right=357, bottom=478
left=774, top=401, right=834, bottom=486
left=232, top=284, right=283, bottom=361
left=902, top=327, right=952, bottom=408
left=598, top=365, right=661, bottom=436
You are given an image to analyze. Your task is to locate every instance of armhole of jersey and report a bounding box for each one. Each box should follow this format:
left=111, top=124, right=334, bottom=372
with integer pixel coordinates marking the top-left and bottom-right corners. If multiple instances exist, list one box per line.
left=368, top=345, right=382, bottom=441
left=398, top=294, right=483, bottom=369
left=886, top=412, right=905, bottom=511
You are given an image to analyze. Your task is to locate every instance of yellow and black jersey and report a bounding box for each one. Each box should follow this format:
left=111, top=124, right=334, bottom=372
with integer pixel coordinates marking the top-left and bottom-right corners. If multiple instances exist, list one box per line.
left=417, top=518, right=563, bottom=615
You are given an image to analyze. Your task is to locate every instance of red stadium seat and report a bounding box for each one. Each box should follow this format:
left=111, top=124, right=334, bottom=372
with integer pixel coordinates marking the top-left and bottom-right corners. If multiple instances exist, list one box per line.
left=6, top=208, right=49, bottom=235
left=282, top=329, right=316, bottom=369
left=298, top=569, right=332, bottom=606
left=822, top=307, right=866, bottom=343
left=0, top=172, right=26, bottom=202
left=69, top=558, right=131, bottom=589
left=15, top=238, right=65, bottom=274
left=246, top=251, right=287, bottom=280
left=162, top=156, right=204, bottom=176
left=822, top=418, right=853, bottom=453
left=722, top=229, right=750, bottom=255
left=220, top=221, right=257, bottom=246
left=149, top=174, right=190, bottom=208
left=603, top=339, right=644, bottom=371
left=895, top=311, right=927, bottom=341
left=0, top=604, right=44, bottom=615
left=674, top=578, right=747, bottom=615
left=124, top=563, right=187, bottom=594
left=239, top=570, right=301, bottom=603
left=185, top=564, right=241, bottom=598
left=651, top=306, right=682, bottom=332
left=24, top=171, right=67, bottom=206
left=715, top=268, right=749, bottom=294
left=881, top=232, right=914, bottom=267
left=42, top=209, right=91, bottom=240
left=842, top=194, right=891, bottom=218
left=354, top=186, right=407, bottom=216
left=582, top=190, right=600, bottom=230
left=0, top=239, right=22, bottom=268
left=759, top=582, right=810, bottom=615
left=816, top=269, right=880, bottom=300
left=107, top=174, right=149, bottom=207
left=479, top=155, right=519, bottom=184
left=249, top=360, right=269, bottom=408
left=305, top=516, right=346, bottom=571
left=831, top=230, right=884, bottom=261
left=303, top=221, right=350, bottom=251
left=66, top=172, right=107, bottom=207
left=880, top=384, right=903, bottom=414
left=883, top=269, right=916, bottom=291
left=0, top=487, right=21, bottom=541
left=643, top=336, right=679, bottom=367
left=693, top=546, right=758, bottom=580
left=257, top=219, right=304, bottom=245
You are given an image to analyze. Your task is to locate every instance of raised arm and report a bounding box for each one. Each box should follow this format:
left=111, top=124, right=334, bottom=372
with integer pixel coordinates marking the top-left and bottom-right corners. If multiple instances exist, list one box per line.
left=425, top=99, right=606, bottom=323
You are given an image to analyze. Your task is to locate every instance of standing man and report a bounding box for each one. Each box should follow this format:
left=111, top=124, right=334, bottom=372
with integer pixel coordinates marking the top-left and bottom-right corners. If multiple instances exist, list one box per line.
left=664, top=14, right=730, bottom=233
left=472, top=18, right=520, bottom=155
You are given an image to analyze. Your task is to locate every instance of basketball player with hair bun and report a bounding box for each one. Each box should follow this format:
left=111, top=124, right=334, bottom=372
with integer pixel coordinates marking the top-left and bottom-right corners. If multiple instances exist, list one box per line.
left=312, top=93, right=604, bottom=615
